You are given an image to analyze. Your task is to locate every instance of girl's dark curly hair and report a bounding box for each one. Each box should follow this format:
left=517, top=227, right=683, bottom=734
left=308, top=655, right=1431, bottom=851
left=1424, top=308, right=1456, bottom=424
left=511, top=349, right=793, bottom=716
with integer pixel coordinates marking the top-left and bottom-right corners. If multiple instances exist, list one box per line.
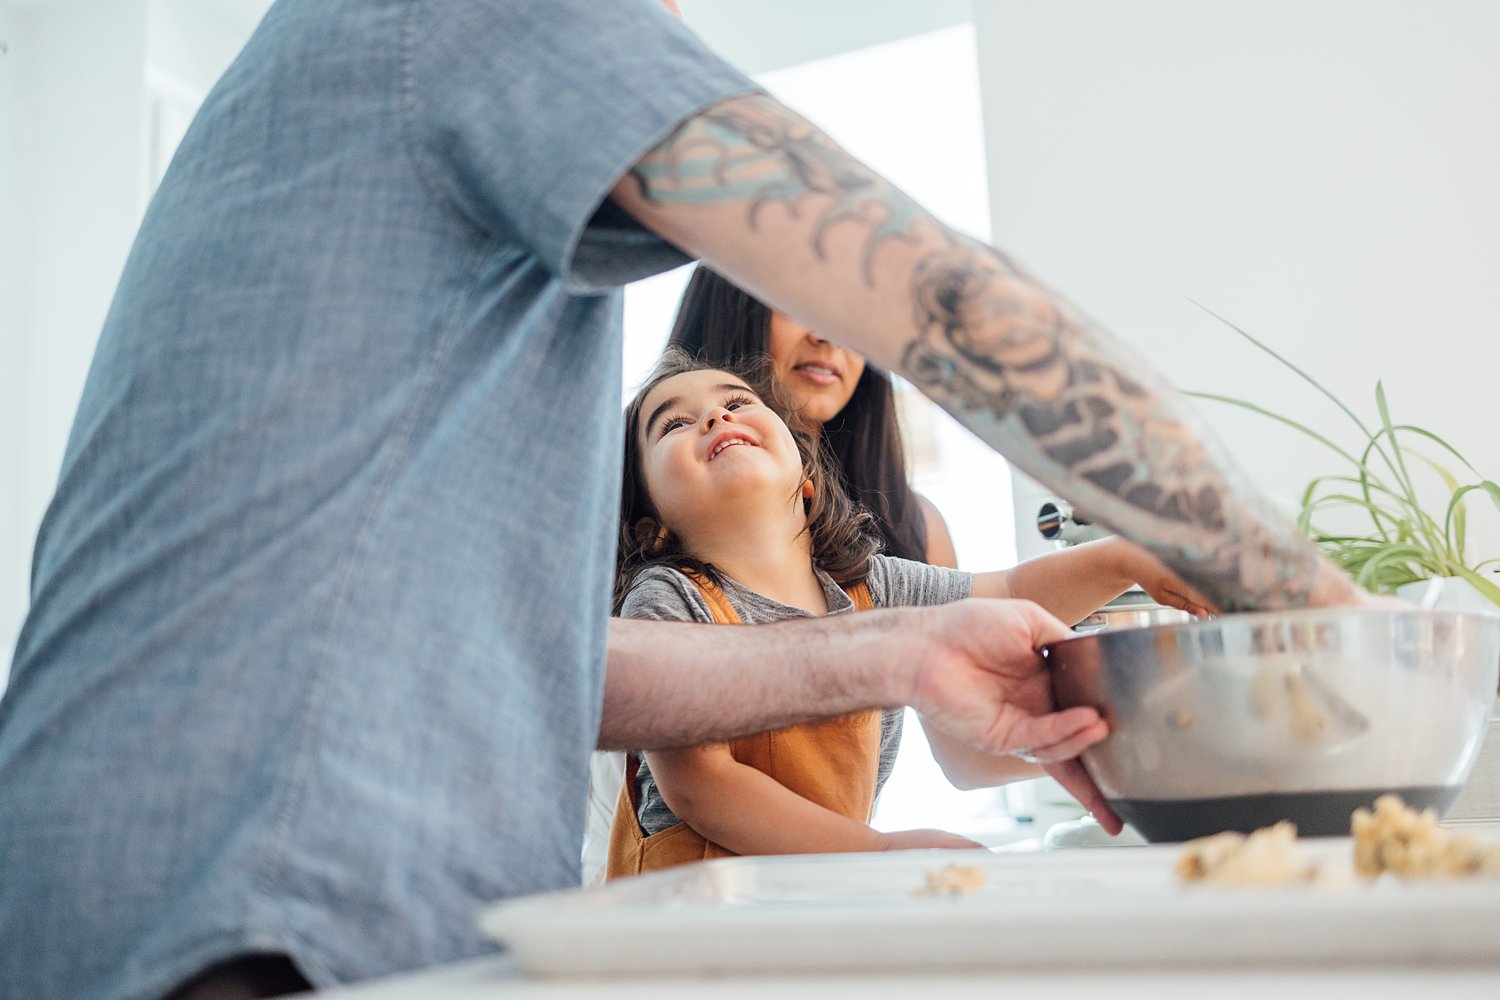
left=615, top=348, right=881, bottom=613
left=667, top=265, right=930, bottom=563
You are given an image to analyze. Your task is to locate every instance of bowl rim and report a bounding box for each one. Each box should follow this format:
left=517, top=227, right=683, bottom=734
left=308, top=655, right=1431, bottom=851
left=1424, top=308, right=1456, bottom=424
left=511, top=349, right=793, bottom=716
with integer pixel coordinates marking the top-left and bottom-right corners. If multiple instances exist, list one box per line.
left=1042, top=604, right=1500, bottom=657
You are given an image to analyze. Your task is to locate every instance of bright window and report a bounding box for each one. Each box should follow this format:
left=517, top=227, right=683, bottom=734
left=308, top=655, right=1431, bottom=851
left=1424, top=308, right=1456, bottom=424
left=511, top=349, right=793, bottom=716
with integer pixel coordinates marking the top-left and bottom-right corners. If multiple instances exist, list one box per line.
left=621, top=24, right=1040, bottom=843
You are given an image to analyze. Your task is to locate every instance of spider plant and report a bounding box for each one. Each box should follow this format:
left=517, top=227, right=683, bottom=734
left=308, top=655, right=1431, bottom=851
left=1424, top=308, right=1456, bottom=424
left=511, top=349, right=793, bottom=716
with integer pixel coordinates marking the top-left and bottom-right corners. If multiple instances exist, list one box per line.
left=1185, top=306, right=1500, bottom=608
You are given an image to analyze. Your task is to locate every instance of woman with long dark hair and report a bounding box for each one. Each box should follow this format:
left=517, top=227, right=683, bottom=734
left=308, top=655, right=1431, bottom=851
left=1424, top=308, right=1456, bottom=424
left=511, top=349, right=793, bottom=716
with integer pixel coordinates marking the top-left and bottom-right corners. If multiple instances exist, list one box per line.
left=582, top=269, right=974, bottom=885
left=665, top=265, right=958, bottom=568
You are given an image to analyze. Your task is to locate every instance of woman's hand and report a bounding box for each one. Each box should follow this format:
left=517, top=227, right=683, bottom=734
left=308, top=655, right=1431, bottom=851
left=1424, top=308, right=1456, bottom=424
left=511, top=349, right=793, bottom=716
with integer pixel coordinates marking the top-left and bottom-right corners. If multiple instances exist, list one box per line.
left=879, top=828, right=985, bottom=851
left=1110, top=538, right=1218, bottom=618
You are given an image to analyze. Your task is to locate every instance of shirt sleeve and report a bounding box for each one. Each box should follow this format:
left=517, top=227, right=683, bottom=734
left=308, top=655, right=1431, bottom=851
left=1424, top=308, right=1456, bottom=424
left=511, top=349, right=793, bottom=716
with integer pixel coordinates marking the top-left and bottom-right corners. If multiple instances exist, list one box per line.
left=864, top=554, right=972, bottom=609
left=617, top=567, right=716, bottom=624
left=405, top=0, right=760, bottom=292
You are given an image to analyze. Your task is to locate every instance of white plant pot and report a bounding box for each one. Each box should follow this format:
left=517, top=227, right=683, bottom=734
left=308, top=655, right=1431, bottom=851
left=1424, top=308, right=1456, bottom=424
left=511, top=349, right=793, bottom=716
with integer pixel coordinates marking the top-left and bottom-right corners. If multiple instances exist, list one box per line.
left=1394, top=574, right=1500, bottom=616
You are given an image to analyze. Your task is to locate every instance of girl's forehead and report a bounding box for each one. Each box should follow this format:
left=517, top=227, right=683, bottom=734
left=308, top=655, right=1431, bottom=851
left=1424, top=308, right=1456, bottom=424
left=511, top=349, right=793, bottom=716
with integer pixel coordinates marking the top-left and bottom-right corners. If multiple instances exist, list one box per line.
left=640, top=368, right=744, bottom=410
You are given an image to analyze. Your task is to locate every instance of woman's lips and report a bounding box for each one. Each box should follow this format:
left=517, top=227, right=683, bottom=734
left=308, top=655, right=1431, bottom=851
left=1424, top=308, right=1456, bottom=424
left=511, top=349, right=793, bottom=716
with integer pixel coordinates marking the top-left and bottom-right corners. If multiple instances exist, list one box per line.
left=792, top=363, right=840, bottom=387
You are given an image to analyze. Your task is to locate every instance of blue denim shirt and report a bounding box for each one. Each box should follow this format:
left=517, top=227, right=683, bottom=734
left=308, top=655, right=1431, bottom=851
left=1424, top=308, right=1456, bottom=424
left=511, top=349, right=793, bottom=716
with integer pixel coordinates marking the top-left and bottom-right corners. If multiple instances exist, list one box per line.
left=0, top=2, right=753, bottom=997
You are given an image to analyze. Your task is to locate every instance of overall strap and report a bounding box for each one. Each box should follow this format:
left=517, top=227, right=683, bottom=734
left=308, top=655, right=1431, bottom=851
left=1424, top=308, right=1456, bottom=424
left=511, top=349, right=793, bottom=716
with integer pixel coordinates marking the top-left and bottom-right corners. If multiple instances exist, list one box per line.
left=843, top=580, right=874, bottom=612
left=686, top=573, right=742, bottom=625
left=688, top=571, right=873, bottom=621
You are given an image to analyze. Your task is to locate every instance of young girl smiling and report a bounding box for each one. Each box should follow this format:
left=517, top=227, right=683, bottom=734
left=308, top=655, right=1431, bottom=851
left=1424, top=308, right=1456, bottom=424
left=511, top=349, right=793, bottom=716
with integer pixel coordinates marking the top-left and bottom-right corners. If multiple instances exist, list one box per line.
left=606, top=350, right=1210, bottom=877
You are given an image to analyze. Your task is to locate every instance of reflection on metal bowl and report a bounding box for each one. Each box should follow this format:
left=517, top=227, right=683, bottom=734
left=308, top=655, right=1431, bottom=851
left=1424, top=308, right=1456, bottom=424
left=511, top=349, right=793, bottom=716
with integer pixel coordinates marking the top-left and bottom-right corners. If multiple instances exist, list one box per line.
left=1045, top=608, right=1500, bottom=842
left=1072, top=589, right=1194, bottom=635
left=1073, top=605, right=1194, bottom=634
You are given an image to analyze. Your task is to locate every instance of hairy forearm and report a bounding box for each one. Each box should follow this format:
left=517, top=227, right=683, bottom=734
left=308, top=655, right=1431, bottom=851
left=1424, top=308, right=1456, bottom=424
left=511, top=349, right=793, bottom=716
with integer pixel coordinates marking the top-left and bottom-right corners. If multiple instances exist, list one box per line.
left=613, top=93, right=1359, bottom=612
left=648, top=752, right=883, bottom=855
left=600, top=614, right=911, bottom=750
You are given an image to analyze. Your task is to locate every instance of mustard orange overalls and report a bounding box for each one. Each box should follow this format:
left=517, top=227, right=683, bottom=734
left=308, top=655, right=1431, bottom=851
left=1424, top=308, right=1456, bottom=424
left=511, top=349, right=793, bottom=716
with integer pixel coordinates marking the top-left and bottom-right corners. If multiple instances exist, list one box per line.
left=606, top=572, right=880, bottom=879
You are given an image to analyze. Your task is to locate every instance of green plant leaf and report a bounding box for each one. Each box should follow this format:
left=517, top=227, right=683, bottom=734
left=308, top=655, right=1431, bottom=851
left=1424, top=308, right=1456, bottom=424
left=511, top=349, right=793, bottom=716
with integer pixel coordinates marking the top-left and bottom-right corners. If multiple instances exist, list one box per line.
left=1298, top=477, right=1408, bottom=542
left=1189, top=302, right=1379, bottom=440
left=1183, top=391, right=1363, bottom=467
left=1380, top=425, right=1481, bottom=478
left=1300, top=473, right=1407, bottom=504
left=1354, top=544, right=1440, bottom=592
left=1191, top=307, right=1498, bottom=595
left=1373, top=382, right=1440, bottom=554
left=1422, top=457, right=1468, bottom=559
left=1481, top=480, right=1500, bottom=517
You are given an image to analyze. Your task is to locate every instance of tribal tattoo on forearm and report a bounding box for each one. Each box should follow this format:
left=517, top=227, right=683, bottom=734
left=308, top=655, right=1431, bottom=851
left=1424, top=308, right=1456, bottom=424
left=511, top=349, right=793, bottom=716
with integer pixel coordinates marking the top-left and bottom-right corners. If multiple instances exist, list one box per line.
left=630, top=94, right=1322, bottom=610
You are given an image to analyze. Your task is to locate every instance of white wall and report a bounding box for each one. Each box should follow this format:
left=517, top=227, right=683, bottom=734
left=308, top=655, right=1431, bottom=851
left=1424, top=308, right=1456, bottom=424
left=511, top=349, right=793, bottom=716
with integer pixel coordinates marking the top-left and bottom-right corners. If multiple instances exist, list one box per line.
left=1, top=0, right=152, bottom=670
left=149, top=0, right=262, bottom=93
left=0, top=0, right=255, bottom=671
left=677, top=0, right=972, bottom=75
left=976, top=0, right=1500, bottom=565
left=0, top=7, right=26, bottom=653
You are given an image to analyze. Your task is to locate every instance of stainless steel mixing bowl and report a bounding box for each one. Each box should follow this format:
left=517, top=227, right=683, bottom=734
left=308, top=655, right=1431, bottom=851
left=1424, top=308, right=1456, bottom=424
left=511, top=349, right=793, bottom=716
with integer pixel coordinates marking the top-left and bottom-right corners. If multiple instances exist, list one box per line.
left=1045, top=608, right=1500, bottom=842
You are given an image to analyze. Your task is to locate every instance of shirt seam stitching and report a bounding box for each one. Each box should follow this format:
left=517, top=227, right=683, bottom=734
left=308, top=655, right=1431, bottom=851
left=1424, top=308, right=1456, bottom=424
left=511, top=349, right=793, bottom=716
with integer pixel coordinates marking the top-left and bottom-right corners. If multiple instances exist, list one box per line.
left=252, top=234, right=499, bottom=901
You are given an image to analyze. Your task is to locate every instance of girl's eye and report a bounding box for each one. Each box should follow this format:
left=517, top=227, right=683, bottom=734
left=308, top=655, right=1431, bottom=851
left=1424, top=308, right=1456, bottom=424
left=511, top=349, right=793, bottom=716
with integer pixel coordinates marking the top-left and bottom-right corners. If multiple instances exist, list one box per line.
left=659, top=415, right=691, bottom=436
left=724, top=394, right=757, bottom=411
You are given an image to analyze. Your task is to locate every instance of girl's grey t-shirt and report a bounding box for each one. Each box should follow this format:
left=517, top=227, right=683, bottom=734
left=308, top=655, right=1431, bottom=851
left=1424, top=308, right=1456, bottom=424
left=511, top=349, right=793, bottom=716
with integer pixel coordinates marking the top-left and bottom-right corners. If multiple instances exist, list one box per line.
left=0, top=2, right=757, bottom=998
left=618, top=556, right=971, bottom=836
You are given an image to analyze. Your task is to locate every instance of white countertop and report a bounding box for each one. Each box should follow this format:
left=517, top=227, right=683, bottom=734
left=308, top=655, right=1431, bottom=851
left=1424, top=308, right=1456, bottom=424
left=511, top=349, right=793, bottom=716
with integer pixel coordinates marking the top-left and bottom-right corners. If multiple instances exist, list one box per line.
left=320, top=955, right=1500, bottom=1000
left=313, top=828, right=1500, bottom=1000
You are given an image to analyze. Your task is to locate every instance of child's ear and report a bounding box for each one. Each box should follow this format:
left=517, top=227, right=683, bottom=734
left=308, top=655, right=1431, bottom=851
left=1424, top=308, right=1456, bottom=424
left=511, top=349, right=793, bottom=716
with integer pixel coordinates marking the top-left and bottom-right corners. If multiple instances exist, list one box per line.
left=633, top=517, right=669, bottom=553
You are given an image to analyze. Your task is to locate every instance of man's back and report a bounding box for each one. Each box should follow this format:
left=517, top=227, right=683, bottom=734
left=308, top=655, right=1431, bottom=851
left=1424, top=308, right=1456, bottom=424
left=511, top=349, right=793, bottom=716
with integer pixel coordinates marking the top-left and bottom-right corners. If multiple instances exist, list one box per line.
left=0, top=2, right=751, bottom=996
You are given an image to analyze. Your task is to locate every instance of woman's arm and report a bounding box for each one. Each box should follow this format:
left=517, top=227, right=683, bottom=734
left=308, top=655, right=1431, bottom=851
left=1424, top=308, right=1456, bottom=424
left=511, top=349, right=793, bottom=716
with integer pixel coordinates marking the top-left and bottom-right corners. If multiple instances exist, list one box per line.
left=646, top=743, right=980, bottom=854
left=911, top=494, right=1045, bottom=786
left=969, top=537, right=1214, bottom=626
left=920, top=719, right=1045, bottom=789
left=917, top=493, right=959, bottom=569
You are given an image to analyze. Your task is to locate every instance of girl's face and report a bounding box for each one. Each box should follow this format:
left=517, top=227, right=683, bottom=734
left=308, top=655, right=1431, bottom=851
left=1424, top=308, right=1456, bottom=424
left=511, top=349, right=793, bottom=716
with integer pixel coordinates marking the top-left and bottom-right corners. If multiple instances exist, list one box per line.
left=767, top=312, right=867, bottom=428
left=635, top=369, right=806, bottom=541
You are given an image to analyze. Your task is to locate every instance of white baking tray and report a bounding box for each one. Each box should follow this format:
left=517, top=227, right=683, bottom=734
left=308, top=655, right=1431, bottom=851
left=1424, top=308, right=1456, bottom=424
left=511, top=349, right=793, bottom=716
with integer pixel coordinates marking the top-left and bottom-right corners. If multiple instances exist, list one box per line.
left=477, top=841, right=1500, bottom=976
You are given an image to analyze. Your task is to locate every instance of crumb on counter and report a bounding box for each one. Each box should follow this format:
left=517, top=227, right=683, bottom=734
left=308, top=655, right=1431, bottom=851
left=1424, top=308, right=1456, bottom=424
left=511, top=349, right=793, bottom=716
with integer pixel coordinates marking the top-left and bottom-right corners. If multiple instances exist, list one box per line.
left=1353, top=794, right=1500, bottom=879
left=914, top=864, right=987, bottom=897
left=1176, top=794, right=1500, bottom=887
left=1176, top=821, right=1317, bottom=885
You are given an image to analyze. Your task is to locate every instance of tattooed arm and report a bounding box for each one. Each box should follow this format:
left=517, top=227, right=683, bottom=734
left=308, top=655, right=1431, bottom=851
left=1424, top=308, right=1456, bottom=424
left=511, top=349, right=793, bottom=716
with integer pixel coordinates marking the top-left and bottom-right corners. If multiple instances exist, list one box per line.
left=610, top=94, right=1361, bottom=611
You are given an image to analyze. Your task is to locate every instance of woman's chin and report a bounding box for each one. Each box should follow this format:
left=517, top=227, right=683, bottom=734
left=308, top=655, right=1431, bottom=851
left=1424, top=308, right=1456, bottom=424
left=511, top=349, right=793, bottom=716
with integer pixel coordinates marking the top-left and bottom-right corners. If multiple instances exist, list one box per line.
left=789, top=398, right=845, bottom=427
